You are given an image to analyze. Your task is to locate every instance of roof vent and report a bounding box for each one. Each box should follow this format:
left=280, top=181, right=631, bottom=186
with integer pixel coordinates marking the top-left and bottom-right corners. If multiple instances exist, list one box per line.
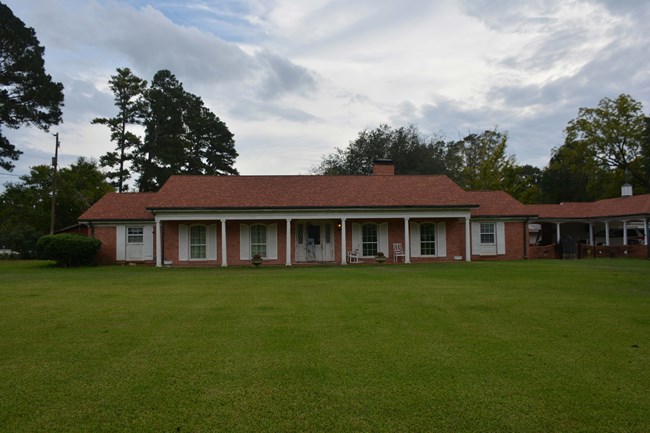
left=621, top=183, right=633, bottom=197
left=372, top=159, right=395, bottom=176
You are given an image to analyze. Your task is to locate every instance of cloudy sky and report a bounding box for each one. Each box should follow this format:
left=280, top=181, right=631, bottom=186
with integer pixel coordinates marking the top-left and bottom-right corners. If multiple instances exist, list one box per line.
left=2, top=0, right=650, bottom=185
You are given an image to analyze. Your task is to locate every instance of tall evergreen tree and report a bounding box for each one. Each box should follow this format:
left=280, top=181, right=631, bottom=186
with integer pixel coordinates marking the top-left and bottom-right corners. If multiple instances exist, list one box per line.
left=133, top=70, right=238, bottom=191
left=92, top=68, right=146, bottom=192
left=0, top=2, right=64, bottom=171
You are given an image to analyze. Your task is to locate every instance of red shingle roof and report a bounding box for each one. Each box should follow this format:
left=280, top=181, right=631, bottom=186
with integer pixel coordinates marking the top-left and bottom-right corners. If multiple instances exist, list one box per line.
left=78, top=174, right=650, bottom=223
left=148, top=175, right=478, bottom=209
left=465, top=191, right=532, bottom=217
left=527, top=194, right=650, bottom=219
left=79, top=192, right=156, bottom=221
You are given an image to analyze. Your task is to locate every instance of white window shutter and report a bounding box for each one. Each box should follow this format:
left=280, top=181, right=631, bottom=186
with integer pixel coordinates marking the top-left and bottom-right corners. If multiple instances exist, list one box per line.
left=207, top=224, right=217, bottom=260
left=471, top=222, right=480, bottom=255
left=379, top=223, right=389, bottom=256
left=267, top=223, right=278, bottom=259
left=410, top=222, right=420, bottom=258
left=179, top=224, right=188, bottom=261
left=143, top=225, right=154, bottom=260
left=239, top=223, right=250, bottom=260
left=497, top=221, right=506, bottom=255
left=351, top=223, right=361, bottom=251
left=437, top=222, right=447, bottom=257
left=116, top=226, right=126, bottom=261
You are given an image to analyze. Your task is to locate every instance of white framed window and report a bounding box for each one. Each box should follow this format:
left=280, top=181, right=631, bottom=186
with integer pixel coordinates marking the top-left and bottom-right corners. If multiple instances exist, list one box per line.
left=362, top=223, right=378, bottom=256
left=189, top=225, right=207, bottom=259
left=420, top=223, right=436, bottom=256
left=127, top=227, right=144, bottom=244
left=480, top=223, right=496, bottom=245
left=250, top=224, right=267, bottom=258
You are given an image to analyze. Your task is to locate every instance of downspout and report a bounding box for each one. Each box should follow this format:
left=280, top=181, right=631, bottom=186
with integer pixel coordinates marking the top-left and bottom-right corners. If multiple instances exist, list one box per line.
left=89, top=222, right=95, bottom=238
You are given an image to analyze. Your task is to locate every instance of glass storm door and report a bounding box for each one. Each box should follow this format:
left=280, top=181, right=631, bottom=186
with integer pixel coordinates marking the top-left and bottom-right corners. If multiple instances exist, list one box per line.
left=295, top=222, right=335, bottom=262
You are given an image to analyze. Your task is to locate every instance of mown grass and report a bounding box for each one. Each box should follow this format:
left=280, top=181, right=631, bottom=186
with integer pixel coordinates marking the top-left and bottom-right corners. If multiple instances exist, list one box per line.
left=0, top=259, right=649, bottom=432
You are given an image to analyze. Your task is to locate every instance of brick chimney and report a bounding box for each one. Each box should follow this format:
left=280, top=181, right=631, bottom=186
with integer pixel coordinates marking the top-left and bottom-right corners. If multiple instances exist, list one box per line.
left=372, top=159, right=395, bottom=175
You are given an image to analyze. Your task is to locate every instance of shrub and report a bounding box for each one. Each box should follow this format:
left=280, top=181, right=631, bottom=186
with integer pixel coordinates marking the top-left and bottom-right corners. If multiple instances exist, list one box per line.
left=36, top=234, right=101, bottom=267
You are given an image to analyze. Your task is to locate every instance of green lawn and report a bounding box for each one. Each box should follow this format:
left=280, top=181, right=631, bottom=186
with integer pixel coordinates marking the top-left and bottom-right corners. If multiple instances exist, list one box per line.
left=0, top=260, right=649, bottom=432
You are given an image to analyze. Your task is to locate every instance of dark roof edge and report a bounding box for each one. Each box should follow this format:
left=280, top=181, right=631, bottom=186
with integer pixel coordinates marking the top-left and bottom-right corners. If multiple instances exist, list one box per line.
left=147, top=204, right=481, bottom=212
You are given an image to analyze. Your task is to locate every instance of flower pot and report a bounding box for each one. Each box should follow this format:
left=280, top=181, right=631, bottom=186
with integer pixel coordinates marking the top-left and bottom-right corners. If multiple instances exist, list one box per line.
left=251, top=258, right=263, bottom=267
left=375, top=256, right=386, bottom=264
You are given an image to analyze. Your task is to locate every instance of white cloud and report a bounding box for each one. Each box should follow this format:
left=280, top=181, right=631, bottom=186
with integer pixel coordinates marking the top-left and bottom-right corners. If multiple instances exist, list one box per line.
left=2, top=0, right=650, bottom=183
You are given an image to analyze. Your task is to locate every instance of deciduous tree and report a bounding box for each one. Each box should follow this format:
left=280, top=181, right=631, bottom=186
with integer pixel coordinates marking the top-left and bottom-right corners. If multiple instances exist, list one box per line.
left=312, top=124, right=447, bottom=175
left=564, top=94, right=649, bottom=192
left=0, top=158, right=112, bottom=256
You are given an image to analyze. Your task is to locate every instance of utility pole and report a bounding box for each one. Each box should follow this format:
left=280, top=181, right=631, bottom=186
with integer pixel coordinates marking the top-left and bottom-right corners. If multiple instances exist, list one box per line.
left=50, top=133, right=60, bottom=235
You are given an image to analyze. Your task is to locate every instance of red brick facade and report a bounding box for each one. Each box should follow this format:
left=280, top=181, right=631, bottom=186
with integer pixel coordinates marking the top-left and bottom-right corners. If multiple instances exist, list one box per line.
left=89, top=219, right=538, bottom=266
left=93, top=226, right=117, bottom=265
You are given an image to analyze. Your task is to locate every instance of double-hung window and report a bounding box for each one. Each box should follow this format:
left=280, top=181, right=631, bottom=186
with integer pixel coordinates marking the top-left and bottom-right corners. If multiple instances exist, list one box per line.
left=190, top=225, right=207, bottom=259
left=480, top=223, right=496, bottom=245
left=362, top=223, right=378, bottom=256
left=250, top=225, right=267, bottom=258
left=420, top=223, right=436, bottom=255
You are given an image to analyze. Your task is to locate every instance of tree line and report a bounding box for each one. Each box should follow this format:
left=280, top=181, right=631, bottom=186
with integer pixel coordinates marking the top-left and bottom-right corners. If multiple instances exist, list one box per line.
left=313, top=94, right=650, bottom=204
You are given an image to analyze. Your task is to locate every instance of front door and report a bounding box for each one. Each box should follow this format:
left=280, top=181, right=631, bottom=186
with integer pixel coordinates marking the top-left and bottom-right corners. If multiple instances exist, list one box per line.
left=295, top=221, right=335, bottom=262
left=125, top=226, right=144, bottom=261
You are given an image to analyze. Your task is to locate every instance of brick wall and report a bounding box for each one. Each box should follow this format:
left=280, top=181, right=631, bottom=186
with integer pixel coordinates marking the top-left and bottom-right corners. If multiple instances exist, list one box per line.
left=93, top=226, right=116, bottom=264
left=92, top=218, right=534, bottom=266
left=472, top=221, right=527, bottom=261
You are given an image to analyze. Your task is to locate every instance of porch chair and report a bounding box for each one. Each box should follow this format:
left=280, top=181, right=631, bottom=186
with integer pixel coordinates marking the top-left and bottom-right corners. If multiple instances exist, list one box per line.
left=347, top=249, right=362, bottom=263
left=392, top=242, right=406, bottom=262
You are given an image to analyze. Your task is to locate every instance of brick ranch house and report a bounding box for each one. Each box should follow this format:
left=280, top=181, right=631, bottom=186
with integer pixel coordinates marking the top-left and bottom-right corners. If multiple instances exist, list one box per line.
left=79, top=161, right=650, bottom=266
left=79, top=161, right=539, bottom=266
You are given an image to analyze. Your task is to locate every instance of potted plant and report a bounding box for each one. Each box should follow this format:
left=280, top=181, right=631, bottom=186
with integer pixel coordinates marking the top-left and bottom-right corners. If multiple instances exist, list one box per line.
left=251, top=254, right=263, bottom=267
left=375, top=251, right=386, bottom=264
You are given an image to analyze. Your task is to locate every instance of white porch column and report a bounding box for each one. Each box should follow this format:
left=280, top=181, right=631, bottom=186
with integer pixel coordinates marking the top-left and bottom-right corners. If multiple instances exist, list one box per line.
left=155, top=219, right=162, bottom=267
left=605, top=221, right=610, bottom=246
left=589, top=223, right=594, bottom=246
left=645, top=218, right=649, bottom=246
left=623, top=220, right=628, bottom=245
left=556, top=222, right=561, bottom=243
left=220, top=219, right=228, bottom=267
left=465, top=216, right=471, bottom=262
left=404, top=217, right=411, bottom=264
left=285, top=218, right=292, bottom=266
left=340, top=218, right=347, bottom=265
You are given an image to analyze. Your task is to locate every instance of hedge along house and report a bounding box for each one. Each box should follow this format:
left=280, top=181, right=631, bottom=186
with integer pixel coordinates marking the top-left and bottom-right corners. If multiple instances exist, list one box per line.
left=78, top=161, right=533, bottom=266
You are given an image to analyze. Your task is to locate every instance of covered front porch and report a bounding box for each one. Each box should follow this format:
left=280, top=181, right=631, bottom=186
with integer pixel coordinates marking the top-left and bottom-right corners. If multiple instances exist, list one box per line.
left=529, top=217, right=649, bottom=259
left=152, top=208, right=474, bottom=267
